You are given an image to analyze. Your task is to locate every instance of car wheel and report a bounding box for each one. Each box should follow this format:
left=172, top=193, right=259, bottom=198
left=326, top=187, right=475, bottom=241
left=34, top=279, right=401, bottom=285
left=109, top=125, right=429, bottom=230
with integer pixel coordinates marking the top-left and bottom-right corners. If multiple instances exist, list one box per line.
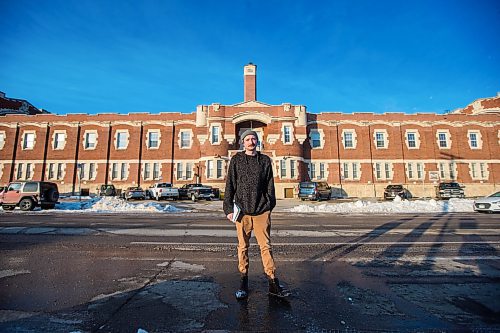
left=19, top=198, right=35, bottom=211
left=191, top=194, right=196, bottom=202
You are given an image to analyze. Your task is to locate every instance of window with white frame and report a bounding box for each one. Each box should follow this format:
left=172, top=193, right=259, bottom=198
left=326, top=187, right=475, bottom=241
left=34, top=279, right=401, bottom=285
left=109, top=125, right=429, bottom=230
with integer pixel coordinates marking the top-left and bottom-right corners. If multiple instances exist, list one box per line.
left=53, top=132, right=66, bottom=150
left=26, top=163, right=32, bottom=179
left=16, top=163, right=23, bottom=180
left=48, top=163, right=55, bottom=180
left=407, top=132, right=416, bottom=148
left=22, top=132, right=35, bottom=149
left=153, top=163, right=160, bottom=180
left=207, top=160, right=214, bottom=178
left=290, top=160, right=296, bottom=178
left=468, top=130, right=482, bottom=149
left=216, top=160, right=222, bottom=178
left=374, top=131, right=387, bottom=149
left=438, top=162, right=457, bottom=180
left=56, top=163, right=64, bottom=180
left=144, top=163, right=151, bottom=179
left=112, top=163, right=118, bottom=180
left=84, top=131, right=97, bottom=149
left=79, top=164, right=85, bottom=180
left=148, top=131, right=159, bottom=149
left=186, top=162, right=193, bottom=179
left=78, top=163, right=96, bottom=181
left=280, top=160, right=286, bottom=178
left=319, top=163, right=325, bottom=179
left=436, top=130, right=451, bottom=149
left=89, top=163, right=96, bottom=180
left=180, top=131, right=191, bottom=148
left=406, top=162, right=424, bottom=180
left=120, top=163, right=128, bottom=179
left=469, top=162, right=488, bottom=180
left=375, top=162, right=392, bottom=180
left=342, top=130, right=357, bottom=149
left=309, top=130, right=322, bottom=148
left=283, top=125, right=292, bottom=144
left=309, top=163, right=316, bottom=179
left=116, top=131, right=129, bottom=149
left=177, top=163, right=184, bottom=180
left=211, top=125, right=221, bottom=144
left=0, top=131, right=5, bottom=150
left=342, top=162, right=360, bottom=180
left=48, top=163, right=65, bottom=180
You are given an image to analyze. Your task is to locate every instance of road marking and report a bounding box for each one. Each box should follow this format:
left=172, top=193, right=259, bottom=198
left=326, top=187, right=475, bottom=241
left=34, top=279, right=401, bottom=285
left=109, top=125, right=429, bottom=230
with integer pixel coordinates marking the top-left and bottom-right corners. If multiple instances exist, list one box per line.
left=130, top=241, right=500, bottom=246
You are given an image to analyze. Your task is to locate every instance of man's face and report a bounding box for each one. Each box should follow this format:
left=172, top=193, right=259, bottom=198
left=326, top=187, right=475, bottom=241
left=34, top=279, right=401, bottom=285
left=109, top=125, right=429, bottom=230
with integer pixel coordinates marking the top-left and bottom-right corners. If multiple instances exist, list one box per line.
left=243, top=134, right=258, bottom=152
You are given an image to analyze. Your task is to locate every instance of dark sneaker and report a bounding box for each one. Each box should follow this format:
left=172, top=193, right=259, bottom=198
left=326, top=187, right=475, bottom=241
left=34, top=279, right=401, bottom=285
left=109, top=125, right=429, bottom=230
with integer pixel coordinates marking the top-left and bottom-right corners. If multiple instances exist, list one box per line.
left=268, top=277, right=291, bottom=298
left=235, top=275, right=248, bottom=300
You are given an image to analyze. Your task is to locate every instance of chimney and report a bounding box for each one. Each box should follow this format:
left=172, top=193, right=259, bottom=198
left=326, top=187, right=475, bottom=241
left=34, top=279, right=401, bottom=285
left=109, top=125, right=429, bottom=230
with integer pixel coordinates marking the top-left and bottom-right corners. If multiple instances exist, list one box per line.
left=244, top=63, right=257, bottom=101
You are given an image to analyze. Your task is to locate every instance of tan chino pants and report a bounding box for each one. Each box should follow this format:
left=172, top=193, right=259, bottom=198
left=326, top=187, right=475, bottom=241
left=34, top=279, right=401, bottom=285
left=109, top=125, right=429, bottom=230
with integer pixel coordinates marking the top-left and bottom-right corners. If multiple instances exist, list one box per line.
left=235, top=211, right=276, bottom=278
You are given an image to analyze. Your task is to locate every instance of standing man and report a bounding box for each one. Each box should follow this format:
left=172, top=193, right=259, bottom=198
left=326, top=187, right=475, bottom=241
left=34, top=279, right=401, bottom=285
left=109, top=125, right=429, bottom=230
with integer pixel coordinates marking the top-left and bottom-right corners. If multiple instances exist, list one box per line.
left=223, top=129, right=290, bottom=300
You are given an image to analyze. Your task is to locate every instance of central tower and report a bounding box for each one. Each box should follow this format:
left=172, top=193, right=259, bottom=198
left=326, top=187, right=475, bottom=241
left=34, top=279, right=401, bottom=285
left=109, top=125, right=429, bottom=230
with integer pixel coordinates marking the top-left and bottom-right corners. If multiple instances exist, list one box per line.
left=244, top=63, right=257, bottom=101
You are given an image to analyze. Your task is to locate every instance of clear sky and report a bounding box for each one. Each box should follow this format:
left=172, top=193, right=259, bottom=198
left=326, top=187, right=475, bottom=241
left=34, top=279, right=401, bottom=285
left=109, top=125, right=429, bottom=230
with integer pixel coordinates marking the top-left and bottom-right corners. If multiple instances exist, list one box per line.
left=1, top=0, right=499, bottom=115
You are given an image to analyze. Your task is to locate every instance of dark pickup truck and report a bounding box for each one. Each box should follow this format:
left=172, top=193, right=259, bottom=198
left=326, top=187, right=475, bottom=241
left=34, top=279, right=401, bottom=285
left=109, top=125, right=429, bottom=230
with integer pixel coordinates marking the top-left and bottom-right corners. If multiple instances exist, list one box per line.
left=178, top=183, right=214, bottom=201
left=436, top=182, right=465, bottom=200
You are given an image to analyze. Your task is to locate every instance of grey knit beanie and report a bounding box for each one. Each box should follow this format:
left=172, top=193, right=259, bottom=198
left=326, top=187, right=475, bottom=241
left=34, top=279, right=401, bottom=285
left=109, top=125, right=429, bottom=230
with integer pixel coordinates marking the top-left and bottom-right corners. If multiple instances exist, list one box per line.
left=240, top=129, right=258, bottom=143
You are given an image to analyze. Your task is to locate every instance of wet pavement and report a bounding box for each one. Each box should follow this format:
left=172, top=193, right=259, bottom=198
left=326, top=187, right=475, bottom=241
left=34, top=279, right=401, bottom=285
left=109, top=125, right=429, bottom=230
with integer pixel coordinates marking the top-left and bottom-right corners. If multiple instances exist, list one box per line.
left=0, top=206, right=499, bottom=332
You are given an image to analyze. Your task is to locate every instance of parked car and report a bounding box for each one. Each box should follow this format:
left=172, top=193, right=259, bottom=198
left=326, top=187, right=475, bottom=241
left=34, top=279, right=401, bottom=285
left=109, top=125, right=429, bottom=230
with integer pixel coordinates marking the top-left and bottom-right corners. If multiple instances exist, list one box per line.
left=383, top=184, right=409, bottom=200
left=436, top=182, right=465, bottom=200
left=1, top=181, right=59, bottom=211
left=122, top=187, right=146, bottom=201
left=148, top=183, right=179, bottom=200
left=298, top=181, right=331, bottom=201
left=473, top=191, right=500, bottom=213
left=178, top=183, right=205, bottom=199
left=98, top=184, right=117, bottom=197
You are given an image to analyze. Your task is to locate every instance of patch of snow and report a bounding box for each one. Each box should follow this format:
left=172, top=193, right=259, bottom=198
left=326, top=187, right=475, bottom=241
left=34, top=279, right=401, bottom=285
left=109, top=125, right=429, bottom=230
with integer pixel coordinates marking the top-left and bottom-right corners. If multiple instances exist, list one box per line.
left=288, top=198, right=474, bottom=214
left=56, top=197, right=186, bottom=213
left=0, top=269, right=31, bottom=279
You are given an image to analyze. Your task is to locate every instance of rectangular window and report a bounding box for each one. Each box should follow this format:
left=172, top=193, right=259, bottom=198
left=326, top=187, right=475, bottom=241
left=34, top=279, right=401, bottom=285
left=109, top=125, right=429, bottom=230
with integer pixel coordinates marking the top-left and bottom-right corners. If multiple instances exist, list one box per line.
left=439, top=162, right=445, bottom=179
left=311, top=132, right=321, bottom=148
left=23, top=133, right=35, bottom=149
left=117, top=132, right=127, bottom=149
left=352, top=163, right=358, bottom=179
left=57, top=163, right=63, bottom=180
left=480, top=163, right=486, bottom=179
left=375, top=132, right=385, bottom=148
left=344, top=132, right=353, bottom=148
left=284, top=126, right=291, bottom=143
left=54, top=133, right=65, bottom=149
left=290, top=160, right=295, bottom=178
left=375, top=163, right=381, bottom=179
left=177, top=163, right=183, bottom=180
left=17, top=164, right=23, bottom=179
left=85, top=132, right=96, bottom=149
left=343, top=163, right=349, bottom=179
left=319, top=163, right=325, bottom=179
left=416, top=163, right=423, bottom=179
left=89, top=163, right=95, bottom=179
left=153, top=163, right=160, bottom=179
left=26, top=163, right=32, bottom=179
left=438, top=133, right=447, bottom=148
left=385, top=163, right=390, bottom=179
left=207, top=160, right=213, bottom=178
left=469, top=133, right=478, bottom=148
left=280, top=160, right=286, bottom=178
left=407, top=133, right=416, bottom=148
left=112, top=163, right=118, bottom=180
left=212, top=126, right=220, bottom=143
left=181, top=132, right=190, bottom=148
left=216, top=160, right=222, bottom=178
left=408, top=163, right=414, bottom=179
left=449, top=162, right=455, bottom=179
left=79, top=163, right=85, bottom=180
left=186, top=163, right=193, bottom=179
left=0, top=132, right=5, bottom=147
left=120, top=163, right=127, bottom=179
left=144, top=163, right=151, bottom=179
left=471, top=163, right=477, bottom=178
left=49, top=163, right=55, bottom=179
left=148, top=132, right=159, bottom=148
left=310, top=163, right=316, bottom=179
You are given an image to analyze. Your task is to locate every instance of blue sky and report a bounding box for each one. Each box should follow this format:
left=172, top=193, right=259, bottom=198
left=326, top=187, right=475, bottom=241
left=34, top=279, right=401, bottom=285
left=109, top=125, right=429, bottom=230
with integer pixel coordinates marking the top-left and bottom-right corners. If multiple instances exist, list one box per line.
left=1, top=0, right=499, bottom=115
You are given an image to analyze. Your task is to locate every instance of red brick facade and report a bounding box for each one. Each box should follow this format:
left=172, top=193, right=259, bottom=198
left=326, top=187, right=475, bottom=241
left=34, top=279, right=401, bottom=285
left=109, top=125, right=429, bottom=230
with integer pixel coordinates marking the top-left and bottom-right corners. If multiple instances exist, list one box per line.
left=0, top=64, right=499, bottom=198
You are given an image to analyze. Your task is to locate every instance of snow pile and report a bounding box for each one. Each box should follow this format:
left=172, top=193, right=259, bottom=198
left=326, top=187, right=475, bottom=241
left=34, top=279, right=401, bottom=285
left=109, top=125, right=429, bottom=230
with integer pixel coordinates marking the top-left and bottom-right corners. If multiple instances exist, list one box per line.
left=57, top=197, right=185, bottom=213
left=288, top=197, right=475, bottom=214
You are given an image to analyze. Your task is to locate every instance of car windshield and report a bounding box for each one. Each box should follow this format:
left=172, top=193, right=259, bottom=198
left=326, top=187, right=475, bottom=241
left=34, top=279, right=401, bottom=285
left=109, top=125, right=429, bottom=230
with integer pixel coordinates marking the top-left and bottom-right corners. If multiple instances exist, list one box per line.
left=300, top=183, right=315, bottom=189
left=441, top=183, right=460, bottom=188
left=158, top=184, right=171, bottom=188
left=489, top=191, right=500, bottom=197
left=387, top=185, right=403, bottom=190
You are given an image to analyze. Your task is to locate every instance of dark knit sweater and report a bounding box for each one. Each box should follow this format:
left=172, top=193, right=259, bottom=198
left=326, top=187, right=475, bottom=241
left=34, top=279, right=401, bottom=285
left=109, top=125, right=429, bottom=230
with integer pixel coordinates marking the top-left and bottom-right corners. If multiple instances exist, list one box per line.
left=223, top=151, right=276, bottom=216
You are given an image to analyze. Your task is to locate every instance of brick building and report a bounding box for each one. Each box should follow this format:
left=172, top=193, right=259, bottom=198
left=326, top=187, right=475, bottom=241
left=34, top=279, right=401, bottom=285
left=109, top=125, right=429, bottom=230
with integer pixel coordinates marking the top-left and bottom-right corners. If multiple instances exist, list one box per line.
left=0, top=64, right=499, bottom=198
